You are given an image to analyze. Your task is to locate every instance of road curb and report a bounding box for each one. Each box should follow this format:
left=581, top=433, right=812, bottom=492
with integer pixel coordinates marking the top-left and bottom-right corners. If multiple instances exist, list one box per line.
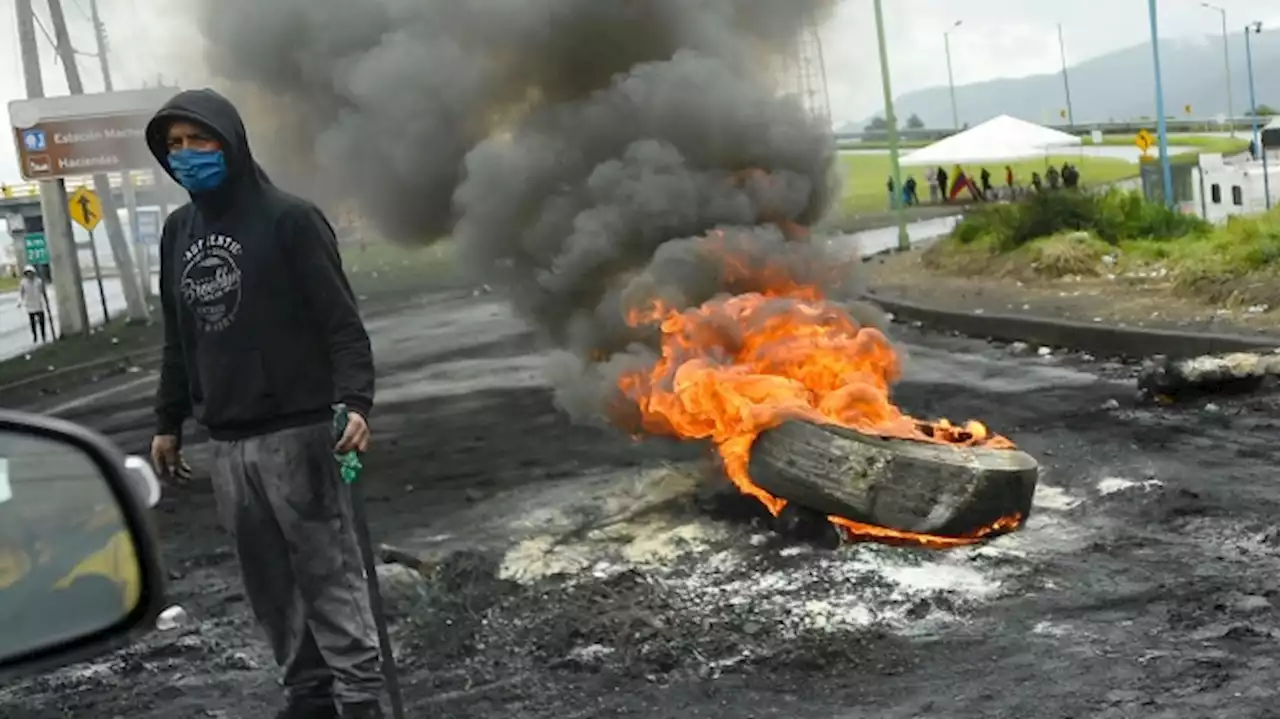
left=868, top=294, right=1280, bottom=359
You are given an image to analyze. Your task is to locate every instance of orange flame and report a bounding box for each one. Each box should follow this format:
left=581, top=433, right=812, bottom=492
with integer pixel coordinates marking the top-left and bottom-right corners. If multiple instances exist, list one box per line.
left=617, top=256, right=1020, bottom=548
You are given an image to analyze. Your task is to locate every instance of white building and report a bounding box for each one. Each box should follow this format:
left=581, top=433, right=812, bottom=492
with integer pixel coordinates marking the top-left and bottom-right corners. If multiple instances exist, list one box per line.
left=1197, top=151, right=1280, bottom=222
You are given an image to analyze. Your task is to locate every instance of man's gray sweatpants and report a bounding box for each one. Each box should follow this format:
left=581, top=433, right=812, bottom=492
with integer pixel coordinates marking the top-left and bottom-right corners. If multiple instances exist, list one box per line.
left=208, top=422, right=383, bottom=705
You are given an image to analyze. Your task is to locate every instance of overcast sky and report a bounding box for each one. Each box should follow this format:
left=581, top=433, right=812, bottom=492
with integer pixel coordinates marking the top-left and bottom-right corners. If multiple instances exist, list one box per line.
left=2, top=0, right=1278, bottom=185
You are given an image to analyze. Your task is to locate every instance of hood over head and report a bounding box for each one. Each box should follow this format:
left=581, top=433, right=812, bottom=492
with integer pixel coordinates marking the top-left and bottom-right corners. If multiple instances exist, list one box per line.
left=146, top=89, right=272, bottom=210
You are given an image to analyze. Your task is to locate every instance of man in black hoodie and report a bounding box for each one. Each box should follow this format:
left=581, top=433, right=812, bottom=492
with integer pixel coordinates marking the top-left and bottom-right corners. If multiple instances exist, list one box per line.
left=145, top=89, right=384, bottom=719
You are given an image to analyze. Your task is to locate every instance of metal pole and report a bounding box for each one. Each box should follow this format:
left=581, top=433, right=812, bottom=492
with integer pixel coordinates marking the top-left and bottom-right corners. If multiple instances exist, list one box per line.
left=349, top=482, right=406, bottom=719
left=1207, top=5, right=1237, bottom=137
left=87, top=230, right=109, bottom=324
left=1148, top=0, right=1175, bottom=208
left=944, top=24, right=960, bottom=130
left=1058, top=23, right=1075, bottom=127
left=872, top=0, right=909, bottom=251
left=15, top=0, right=87, bottom=337
left=90, top=0, right=113, bottom=92
left=1245, top=23, right=1271, bottom=209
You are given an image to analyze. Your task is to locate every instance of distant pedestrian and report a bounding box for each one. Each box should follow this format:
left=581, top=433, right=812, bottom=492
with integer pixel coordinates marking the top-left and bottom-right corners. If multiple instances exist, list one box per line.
left=1046, top=165, right=1061, bottom=190
left=904, top=176, right=919, bottom=206
left=886, top=176, right=896, bottom=209
left=1031, top=171, right=1043, bottom=193
left=1005, top=165, right=1015, bottom=188
left=936, top=166, right=949, bottom=203
left=980, top=167, right=993, bottom=194
left=1062, top=163, right=1080, bottom=189
left=927, top=173, right=940, bottom=203
left=17, top=266, right=48, bottom=344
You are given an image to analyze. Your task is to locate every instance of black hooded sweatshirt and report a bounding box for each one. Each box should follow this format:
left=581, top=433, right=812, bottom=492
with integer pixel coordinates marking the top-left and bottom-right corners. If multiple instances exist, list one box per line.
left=146, top=89, right=374, bottom=441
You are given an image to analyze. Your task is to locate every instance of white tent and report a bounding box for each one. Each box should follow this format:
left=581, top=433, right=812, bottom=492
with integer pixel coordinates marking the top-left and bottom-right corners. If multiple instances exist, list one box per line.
left=900, top=115, right=1081, bottom=167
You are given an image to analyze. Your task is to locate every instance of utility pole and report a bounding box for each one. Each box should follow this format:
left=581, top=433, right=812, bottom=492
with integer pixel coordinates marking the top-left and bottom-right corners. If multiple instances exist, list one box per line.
left=944, top=21, right=962, bottom=130
left=14, top=0, right=88, bottom=337
left=1245, top=22, right=1271, bottom=209
left=1057, top=23, right=1075, bottom=127
left=1202, top=3, right=1236, bottom=137
left=1147, top=0, right=1175, bottom=208
left=47, top=0, right=150, bottom=323
left=90, top=0, right=151, bottom=299
left=872, top=0, right=909, bottom=251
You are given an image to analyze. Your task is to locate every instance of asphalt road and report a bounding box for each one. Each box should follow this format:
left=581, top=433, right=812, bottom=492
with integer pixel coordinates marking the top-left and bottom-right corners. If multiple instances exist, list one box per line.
left=3, top=289, right=1279, bottom=718
left=0, top=273, right=158, bottom=363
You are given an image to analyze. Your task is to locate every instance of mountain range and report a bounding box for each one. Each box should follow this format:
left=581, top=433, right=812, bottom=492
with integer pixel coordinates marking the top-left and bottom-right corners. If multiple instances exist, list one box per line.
left=851, top=32, right=1280, bottom=130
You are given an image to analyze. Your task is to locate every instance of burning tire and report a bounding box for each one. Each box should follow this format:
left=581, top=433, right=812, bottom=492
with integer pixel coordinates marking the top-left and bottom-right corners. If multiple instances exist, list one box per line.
left=748, top=420, right=1038, bottom=541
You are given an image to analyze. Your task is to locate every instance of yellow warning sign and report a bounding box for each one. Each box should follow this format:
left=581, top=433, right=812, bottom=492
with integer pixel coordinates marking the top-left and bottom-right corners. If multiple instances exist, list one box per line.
left=68, top=186, right=103, bottom=231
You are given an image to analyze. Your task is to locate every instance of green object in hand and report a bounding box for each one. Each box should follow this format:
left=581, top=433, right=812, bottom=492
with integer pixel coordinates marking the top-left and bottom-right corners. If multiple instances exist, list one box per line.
left=332, top=404, right=364, bottom=486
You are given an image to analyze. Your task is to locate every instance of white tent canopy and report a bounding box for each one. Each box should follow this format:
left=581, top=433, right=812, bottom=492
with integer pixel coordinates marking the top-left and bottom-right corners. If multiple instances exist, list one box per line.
left=900, top=115, right=1081, bottom=167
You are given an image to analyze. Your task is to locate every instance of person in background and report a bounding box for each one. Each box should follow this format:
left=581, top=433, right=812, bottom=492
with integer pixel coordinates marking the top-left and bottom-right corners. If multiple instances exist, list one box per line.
left=1005, top=165, right=1015, bottom=189
left=904, top=176, right=919, bottom=206
left=1046, top=165, right=1061, bottom=190
left=935, top=166, right=949, bottom=203
left=886, top=176, right=896, bottom=209
left=1063, top=163, right=1080, bottom=189
left=1031, top=171, right=1044, bottom=193
left=927, top=172, right=940, bottom=204
left=17, top=266, right=47, bottom=344
left=979, top=167, right=993, bottom=198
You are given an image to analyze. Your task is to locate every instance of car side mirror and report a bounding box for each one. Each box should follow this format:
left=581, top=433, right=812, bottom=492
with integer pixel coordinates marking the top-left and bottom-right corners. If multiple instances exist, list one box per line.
left=0, top=410, right=166, bottom=679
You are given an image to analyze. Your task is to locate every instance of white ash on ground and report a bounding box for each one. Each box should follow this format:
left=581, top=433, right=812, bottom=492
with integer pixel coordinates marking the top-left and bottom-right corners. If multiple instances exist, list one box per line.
left=379, top=461, right=1134, bottom=688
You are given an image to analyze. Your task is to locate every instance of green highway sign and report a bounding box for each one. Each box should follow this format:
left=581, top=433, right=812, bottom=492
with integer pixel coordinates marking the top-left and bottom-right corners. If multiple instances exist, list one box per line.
left=24, top=232, right=48, bottom=265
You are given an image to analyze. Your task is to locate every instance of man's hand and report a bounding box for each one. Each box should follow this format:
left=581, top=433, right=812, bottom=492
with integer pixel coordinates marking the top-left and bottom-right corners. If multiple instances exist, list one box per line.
left=151, top=434, right=182, bottom=481
left=335, top=411, right=370, bottom=453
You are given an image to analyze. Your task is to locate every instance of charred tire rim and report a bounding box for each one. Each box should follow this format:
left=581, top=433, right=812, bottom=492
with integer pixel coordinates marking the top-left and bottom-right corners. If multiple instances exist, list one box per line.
left=748, top=420, right=1038, bottom=538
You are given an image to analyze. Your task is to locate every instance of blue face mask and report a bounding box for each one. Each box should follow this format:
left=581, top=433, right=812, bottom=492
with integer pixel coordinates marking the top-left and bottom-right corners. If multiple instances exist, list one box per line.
left=168, top=148, right=228, bottom=192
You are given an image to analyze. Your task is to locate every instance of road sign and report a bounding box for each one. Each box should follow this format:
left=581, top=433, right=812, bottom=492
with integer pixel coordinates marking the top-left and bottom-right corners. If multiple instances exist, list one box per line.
left=68, top=186, right=103, bottom=231
left=135, top=208, right=161, bottom=246
left=24, top=232, right=48, bottom=265
left=8, top=88, right=177, bottom=182
left=1135, top=129, right=1155, bottom=153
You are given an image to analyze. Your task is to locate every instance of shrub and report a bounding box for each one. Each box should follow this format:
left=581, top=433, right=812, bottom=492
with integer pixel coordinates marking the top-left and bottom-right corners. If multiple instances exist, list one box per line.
left=951, top=189, right=1208, bottom=250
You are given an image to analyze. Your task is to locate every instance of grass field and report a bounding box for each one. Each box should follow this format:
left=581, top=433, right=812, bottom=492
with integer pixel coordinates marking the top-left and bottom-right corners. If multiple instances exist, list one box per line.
left=1084, top=134, right=1250, bottom=155
left=846, top=133, right=1250, bottom=154
left=837, top=152, right=1137, bottom=215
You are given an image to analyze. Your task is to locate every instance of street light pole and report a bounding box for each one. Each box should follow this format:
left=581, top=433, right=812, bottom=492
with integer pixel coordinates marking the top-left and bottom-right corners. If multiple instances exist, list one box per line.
left=872, top=0, right=909, bottom=251
left=1147, top=0, right=1175, bottom=208
left=1057, top=23, right=1075, bottom=127
left=1245, top=22, right=1271, bottom=209
left=1202, top=3, right=1236, bottom=136
left=945, top=21, right=962, bottom=130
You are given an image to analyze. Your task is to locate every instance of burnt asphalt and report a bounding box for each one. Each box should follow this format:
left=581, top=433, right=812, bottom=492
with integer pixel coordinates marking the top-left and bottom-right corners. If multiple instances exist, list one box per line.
left=3, top=290, right=1280, bottom=719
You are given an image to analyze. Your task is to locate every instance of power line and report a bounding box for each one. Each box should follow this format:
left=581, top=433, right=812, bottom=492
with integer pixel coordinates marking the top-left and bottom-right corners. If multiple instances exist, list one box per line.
left=70, top=0, right=92, bottom=22
left=30, top=3, right=99, bottom=60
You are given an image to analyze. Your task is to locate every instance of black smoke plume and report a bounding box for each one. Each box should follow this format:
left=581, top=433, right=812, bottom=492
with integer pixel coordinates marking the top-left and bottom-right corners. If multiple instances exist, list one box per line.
left=192, top=0, right=879, bottom=420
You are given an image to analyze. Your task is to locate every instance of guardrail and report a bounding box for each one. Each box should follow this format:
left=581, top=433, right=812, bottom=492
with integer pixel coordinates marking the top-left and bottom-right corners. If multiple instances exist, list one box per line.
left=0, top=169, right=164, bottom=201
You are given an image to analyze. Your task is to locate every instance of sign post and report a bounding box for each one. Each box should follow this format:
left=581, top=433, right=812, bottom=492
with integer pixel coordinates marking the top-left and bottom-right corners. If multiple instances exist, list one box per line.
left=134, top=204, right=160, bottom=298
left=68, top=185, right=109, bottom=324
left=9, top=87, right=175, bottom=327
